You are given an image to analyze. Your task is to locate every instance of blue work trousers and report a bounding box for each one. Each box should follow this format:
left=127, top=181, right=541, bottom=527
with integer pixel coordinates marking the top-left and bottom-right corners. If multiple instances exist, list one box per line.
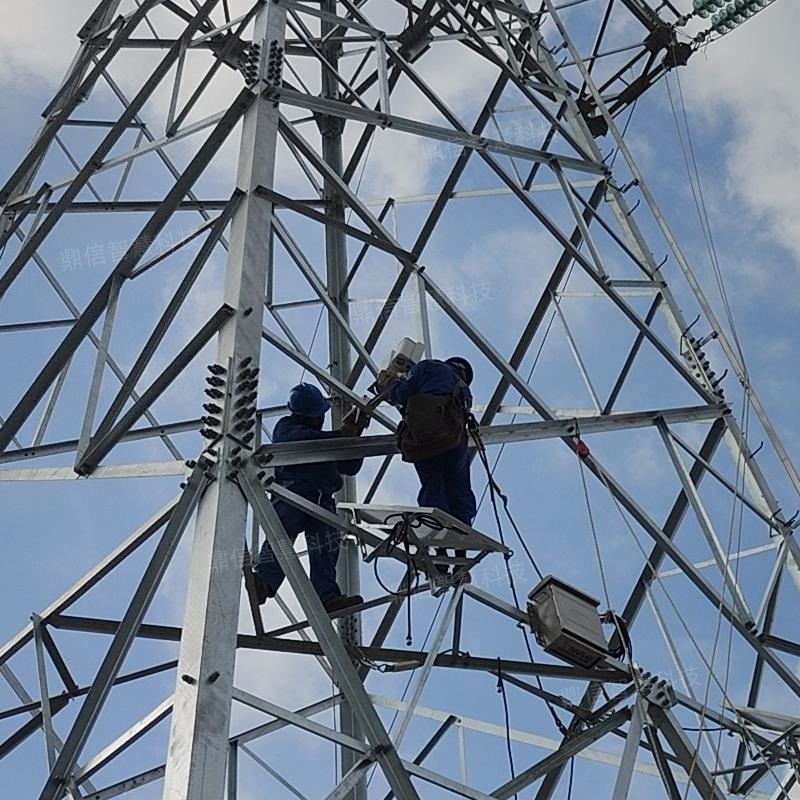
left=254, top=493, right=341, bottom=603
left=413, top=441, right=477, bottom=526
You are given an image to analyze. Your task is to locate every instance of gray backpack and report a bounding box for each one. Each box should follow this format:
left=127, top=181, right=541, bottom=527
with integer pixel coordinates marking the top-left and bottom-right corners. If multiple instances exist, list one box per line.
left=397, top=381, right=467, bottom=463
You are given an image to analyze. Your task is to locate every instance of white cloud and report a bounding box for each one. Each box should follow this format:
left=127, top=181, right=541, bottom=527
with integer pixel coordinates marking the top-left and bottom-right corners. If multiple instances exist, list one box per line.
left=680, top=4, right=800, bottom=268
left=1, top=3, right=99, bottom=87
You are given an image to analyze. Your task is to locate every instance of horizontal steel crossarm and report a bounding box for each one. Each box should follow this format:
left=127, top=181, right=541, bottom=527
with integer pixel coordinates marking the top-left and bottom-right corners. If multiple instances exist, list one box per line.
left=39, top=200, right=231, bottom=213
left=0, top=464, right=187, bottom=482
left=0, top=498, right=177, bottom=664
left=491, top=707, right=632, bottom=799
left=47, top=612, right=630, bottom=681
left=239, top=462, right=421, bottom=800
left=255, top=404, right=727, bottom=465
left=275, top=88, right=605, bottom=175
left=0, top=405, right=287, bottom=466
left=0, top=319, right=74, bottom=333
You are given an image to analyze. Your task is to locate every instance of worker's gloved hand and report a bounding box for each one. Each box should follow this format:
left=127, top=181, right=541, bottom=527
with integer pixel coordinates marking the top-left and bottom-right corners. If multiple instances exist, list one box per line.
left=340, top=421, right=363, bottom=438
left=342, top=404, right=370, bottom=431
left=376, top=369, right=398, bottom=390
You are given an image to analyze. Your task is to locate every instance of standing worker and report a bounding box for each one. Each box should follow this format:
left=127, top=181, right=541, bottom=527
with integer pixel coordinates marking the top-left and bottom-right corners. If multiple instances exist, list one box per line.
left=378, top=357, right=476, bottom=579
left=253, top=382, right=366, bottom=613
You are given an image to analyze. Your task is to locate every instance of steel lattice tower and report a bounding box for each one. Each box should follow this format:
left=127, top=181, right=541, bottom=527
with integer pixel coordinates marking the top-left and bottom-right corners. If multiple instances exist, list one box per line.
left=1, top=1, right=798, bottom=799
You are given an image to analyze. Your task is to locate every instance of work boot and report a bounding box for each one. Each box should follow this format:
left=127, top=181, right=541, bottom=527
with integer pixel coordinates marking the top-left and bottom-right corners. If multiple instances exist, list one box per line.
left=323, top=594, right=364, bottom=613
left=253, top=573, right=276, bottom=606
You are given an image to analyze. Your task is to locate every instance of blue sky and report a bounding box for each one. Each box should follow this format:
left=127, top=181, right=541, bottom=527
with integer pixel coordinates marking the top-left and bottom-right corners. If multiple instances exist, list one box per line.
left=1, top=1, right=799, bottom=798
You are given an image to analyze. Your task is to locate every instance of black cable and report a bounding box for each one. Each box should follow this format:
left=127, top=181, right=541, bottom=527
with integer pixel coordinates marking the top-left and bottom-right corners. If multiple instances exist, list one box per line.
left=496, top=658, right=518, bottom=800
left=566, top=757, right=574, bottom=799
left=470, top=421, right=545, bottom=580
left=470, top=424, right=567, bottom=737
left=371, top=513, right=446, bottom=645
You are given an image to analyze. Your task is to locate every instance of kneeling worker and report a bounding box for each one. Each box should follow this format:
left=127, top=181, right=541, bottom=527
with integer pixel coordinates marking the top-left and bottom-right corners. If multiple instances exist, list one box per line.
left=378, top=357, right=477, bottom=578
left=253, top=382, right=365, bottom=613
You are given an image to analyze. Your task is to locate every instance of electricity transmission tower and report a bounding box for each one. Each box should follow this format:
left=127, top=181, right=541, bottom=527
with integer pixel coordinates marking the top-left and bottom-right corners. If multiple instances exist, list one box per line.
left=1, top=1, right=798, bottom=799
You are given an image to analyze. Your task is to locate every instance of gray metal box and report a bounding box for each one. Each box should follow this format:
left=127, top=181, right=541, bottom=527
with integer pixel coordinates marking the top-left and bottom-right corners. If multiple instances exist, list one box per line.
left=527, top=575, right=608, bottom=668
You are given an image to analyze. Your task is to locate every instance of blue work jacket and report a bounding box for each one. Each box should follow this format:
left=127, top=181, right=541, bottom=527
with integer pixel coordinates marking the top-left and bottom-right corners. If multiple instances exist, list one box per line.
left=388, top=359, right=472, bottom=414
left=273, top=415, right=363, bottom=497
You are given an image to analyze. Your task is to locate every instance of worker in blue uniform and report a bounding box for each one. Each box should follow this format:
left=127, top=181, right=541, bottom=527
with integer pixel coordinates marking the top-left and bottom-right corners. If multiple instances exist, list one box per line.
left=253, top=383, right=365, bottom=613
left=379, top=357, right=476, bottom=579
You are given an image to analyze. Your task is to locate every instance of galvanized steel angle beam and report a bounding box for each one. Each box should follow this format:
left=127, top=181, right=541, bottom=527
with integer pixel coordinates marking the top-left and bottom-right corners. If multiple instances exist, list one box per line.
left=0, top=497, right=178, bottom=665
left=239, top=460, right=421, bottom=800
left=6, top=227, right=183, bottom=459
left=38, top=462, right=211, bottom=800
left=1, top=2, right=799, bottom=799
left=160, top=3, right=284, bottom=794
left=0, top=88, right=252, bottom=454
left=491, top=707, right=632, bottom=799
left=75, top=304, right=235, bottom=473
left=77, top=194, right=242, bottom=464
left=0, top=0, right=225, bottom=301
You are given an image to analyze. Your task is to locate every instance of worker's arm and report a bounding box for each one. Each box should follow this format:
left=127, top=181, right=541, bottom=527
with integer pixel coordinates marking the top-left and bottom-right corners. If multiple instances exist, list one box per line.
left=386, top=359, right=429, bottom=408
left=337, top=454, right=364, bottom=475
left=273, top=420, right=342, bottom=444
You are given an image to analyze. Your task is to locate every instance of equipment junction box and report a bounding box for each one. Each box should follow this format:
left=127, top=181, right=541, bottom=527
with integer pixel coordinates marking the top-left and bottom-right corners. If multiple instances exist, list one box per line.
left=385, top=338, right=425, bottom=376
left=527, top=575, right=609, bottom=668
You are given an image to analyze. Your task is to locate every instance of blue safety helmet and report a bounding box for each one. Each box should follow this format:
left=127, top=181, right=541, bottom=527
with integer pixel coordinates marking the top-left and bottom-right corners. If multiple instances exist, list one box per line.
left=445, top=357, right=474, bottom=386
left=287, top=383, right=331, bottom=417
